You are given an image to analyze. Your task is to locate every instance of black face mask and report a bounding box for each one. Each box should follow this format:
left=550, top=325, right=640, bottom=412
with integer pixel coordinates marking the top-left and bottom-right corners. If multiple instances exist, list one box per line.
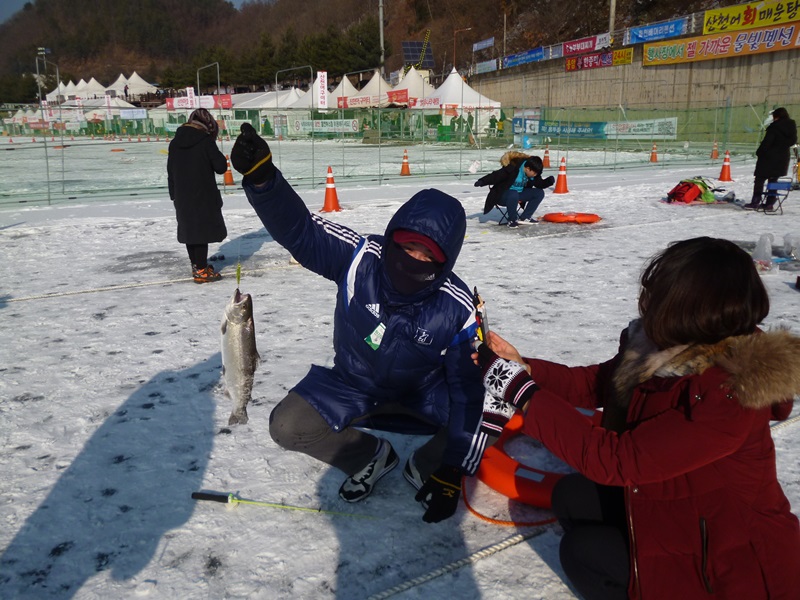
left=384, top=241, right=445, bottom=296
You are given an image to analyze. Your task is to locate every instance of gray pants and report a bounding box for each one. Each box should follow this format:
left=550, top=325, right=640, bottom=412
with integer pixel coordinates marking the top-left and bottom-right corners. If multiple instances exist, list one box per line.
left=269, top=391, right=448, bottom=479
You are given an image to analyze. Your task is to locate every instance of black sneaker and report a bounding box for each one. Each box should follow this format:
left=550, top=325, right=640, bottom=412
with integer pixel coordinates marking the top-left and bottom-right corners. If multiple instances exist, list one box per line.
left=402, top=452, right=424, bottom=491
left=338, top=439, right=398, bottom=503
left=507, top=221, right=519, bottom=229
left=743, top=201, right=760, bottom=210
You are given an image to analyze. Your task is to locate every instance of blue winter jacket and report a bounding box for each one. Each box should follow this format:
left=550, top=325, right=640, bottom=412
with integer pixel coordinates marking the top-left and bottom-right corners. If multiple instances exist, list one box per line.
left=243, top=170, right=487, bottom=474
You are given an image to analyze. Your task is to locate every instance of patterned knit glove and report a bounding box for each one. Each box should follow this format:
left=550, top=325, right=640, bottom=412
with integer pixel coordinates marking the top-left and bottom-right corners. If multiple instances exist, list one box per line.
left=476, top=343, right=539, bottom=411
left=480, top=390, right=515, bottom=436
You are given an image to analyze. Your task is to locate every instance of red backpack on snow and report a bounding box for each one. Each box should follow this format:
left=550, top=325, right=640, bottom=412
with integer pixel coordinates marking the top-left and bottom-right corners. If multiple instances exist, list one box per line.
left=666, top=181, right=703, bottom=203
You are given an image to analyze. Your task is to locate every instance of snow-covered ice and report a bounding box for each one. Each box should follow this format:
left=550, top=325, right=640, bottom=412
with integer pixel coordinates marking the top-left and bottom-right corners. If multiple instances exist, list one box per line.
left=1, top=141, right=798, bottom=599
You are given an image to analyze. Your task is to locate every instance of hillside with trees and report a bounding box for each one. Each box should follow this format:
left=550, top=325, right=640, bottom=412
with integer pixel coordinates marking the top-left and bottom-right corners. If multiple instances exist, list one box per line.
left=0, top=0, right=734, bottom=103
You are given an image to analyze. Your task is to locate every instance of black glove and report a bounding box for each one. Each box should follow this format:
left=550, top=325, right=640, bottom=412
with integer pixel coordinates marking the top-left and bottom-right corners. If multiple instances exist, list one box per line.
left=231, top=123, right=275, bottom=185
left=476, top=343, right=539, bottom=411
left=416, top=465, right=462, bottom=523
left=474, top=179, right=484, bottom=187
left=480, top=389, right=515, bottom=436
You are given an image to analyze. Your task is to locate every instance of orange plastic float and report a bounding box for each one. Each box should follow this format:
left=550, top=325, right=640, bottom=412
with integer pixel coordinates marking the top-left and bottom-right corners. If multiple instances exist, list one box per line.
left=476, top=413, right=564, bottom=508
left=542, top=212, right=601, bottom=224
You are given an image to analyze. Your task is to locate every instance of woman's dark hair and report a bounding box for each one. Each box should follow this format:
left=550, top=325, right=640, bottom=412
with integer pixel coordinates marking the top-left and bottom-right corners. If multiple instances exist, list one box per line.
left=772, top=107, right=790, bottom=121
left=638, top=237, right=769, bottom=348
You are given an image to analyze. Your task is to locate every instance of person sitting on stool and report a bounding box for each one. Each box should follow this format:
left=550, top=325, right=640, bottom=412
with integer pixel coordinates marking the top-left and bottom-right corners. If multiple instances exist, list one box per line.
left=475, top=153, right=555, bottom=228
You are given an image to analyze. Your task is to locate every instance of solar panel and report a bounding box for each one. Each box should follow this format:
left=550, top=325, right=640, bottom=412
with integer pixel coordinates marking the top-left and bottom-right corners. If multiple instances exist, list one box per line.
left=402, top=40, right=435, bottom=69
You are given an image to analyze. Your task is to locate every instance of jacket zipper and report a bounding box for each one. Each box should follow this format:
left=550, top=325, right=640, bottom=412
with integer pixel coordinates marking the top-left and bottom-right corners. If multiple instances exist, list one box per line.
left=626, top=486, right=640, bottom=598
left=700, top=518, right=714, bottom=593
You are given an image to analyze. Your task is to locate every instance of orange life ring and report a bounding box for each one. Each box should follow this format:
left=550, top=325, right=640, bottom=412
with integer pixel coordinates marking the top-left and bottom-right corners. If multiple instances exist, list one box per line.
left=476, top=413, right=564, bottom=508
left=542, top=212, right=601, bottom=224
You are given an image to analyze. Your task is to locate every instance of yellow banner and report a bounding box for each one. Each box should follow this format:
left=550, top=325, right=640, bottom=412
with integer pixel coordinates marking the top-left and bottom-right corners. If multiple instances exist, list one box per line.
left=643, top=22, right=800, bottom=66
left=704, top=1, right=800, bottom=34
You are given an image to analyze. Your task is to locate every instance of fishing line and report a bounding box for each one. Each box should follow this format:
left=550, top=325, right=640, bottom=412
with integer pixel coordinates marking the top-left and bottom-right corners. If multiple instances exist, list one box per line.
left=191, top=491, right=376, bottom=519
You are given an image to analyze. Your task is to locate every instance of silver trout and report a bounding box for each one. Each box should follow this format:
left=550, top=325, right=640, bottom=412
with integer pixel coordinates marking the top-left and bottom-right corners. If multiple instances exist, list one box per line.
left=221, top=288, right=260, bottom=425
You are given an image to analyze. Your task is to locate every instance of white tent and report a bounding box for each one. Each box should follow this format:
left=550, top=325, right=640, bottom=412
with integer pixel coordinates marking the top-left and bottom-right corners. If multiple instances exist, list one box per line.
left=391, top=66, right=431, bottom=107
left=63, top=80, right=77, bottom=99
left=45, top=82, right=67, bottom=103
left=413, top=68, right=500, bottom=136
left=347, top=70, right=394, bottom=108
left=278, top=87, right=305, bottom=107
left=77, top=77, right=107, bottom=100
left=105, top=74, right=129, bottom=96
left=126, top=71, right=157, bottom=97
left=233, top=90, right=298, bottom=110
left=74, top=79, right=88, bottom=97
left=284, top=76, right=329, bottom=110
left=329, top=77, right=359, bottom=109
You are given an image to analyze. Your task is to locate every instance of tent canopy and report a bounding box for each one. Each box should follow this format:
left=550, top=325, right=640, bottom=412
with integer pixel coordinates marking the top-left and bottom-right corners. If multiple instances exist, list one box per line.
left=415, top=68, right=500, bottom=111
left=346, top=69, right=395, bottom=108
left=388, top=66, right=432, bottom=107
left=329, top=77, right=359, bottom=108
left=285, top=76, right=328, bottom=109
left=126, top=71, right=157, bottom=96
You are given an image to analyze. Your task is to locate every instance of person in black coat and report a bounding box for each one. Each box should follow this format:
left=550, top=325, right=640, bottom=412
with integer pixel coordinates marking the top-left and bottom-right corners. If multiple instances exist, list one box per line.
left=475, top=151, right=555, bottom=227
left=167, top=108, right=228, bottom=283
left=744, top=107, right=798, bottom=211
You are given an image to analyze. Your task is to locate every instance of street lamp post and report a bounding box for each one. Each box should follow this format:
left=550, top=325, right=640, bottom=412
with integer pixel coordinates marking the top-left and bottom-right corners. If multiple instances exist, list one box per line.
left=275, top=66, right=315, bottom=184
left=36, top=47, right=64, bottom=203
left=453, top=27, right=473, bottom=72
left=196, top=62, right=223, bottom=151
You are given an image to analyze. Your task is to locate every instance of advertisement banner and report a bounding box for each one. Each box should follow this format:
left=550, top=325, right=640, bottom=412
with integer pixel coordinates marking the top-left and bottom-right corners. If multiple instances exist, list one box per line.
left=119, top=109, right=148, bottom=120
left=473, top=37, right=494, bottom=52
left=605, top=117, right=678, bottom=140
left=475, top=59, right=498, bottom=74
left=290, top=119, right=360, bottom=134
left=317, top=71, right=328, bottom=110
left=566, top=48, right=633, bottom=71
left=629, top=18, right=688, bottom=43
left=165, top=94, right=233, bottom=110
left=387, top=89, right=409, bottom=104
left=644, top=22, right=799, bottom=66
left=563, top=33, right=611, bottom=56
left=538, top=120, right=607, bottom=138
left=703, top=0, right=800, bottom=34
left=503, top=47, right=544, bottom=68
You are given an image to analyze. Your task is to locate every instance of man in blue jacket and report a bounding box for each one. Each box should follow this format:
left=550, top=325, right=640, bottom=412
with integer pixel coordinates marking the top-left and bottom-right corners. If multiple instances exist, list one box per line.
left=231, top=124, right=487, bottom=523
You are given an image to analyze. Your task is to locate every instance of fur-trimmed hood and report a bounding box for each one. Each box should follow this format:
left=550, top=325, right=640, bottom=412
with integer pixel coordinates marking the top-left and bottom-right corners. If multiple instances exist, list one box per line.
left=613, top=319, right=800, bottom=411
left=499, top=150, right=530, bottom=167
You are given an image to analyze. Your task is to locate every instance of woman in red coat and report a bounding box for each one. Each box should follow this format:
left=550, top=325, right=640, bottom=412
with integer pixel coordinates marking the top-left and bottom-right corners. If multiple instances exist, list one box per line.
left=475, top=237, right=800, bottom=599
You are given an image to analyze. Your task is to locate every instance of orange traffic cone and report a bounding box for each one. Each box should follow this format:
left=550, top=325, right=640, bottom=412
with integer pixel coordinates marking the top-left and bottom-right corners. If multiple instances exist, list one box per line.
left=137, top=135, right=141, bottom=142
left=649, top=143, right=658, bottom=163
left=543, top=145, right=551, bottom=168
left=400, top=149, right=411, bottom=176
left=554, top=157, right=569, bottom=194
left=8, top=137, right=12, bottom=143
left=321, top=166, right=341, bottom=212
left=223, top=155, right=234, bottom=186
left=718, top=150, right=733, bottom=181
left=710, top=141, right=719, bottom=160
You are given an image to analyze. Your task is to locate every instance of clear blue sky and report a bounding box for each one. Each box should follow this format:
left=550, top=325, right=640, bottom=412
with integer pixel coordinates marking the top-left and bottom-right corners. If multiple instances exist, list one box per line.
left=0, top=0, right=248, bottom=25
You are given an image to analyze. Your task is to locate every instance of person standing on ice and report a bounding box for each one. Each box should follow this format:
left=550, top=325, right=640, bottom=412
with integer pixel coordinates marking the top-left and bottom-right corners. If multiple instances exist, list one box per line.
left=167, top=108, right=228, bottom=283
left=230, top=123, right=487, bottom=523
left=744, top=106, right=797, bottom=211
left=473, top=237, right=800, bottom=599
